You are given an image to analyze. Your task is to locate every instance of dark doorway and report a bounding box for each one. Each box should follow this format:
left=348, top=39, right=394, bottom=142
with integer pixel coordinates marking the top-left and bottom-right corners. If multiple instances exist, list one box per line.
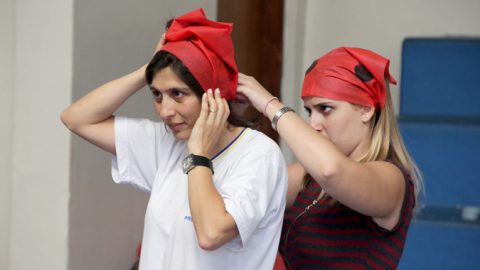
left=218, top=0, right=284, bottom=141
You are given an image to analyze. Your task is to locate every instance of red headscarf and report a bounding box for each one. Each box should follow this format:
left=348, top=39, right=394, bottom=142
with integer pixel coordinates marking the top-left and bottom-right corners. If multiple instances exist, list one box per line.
left=161, top=8, right=238, bottom=100
left=301, top=47, right=397, bottom=109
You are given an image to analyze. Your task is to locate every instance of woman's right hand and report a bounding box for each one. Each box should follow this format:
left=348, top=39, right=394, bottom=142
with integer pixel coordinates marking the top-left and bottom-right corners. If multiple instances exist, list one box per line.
left=237, top=73, right=276, bottom=114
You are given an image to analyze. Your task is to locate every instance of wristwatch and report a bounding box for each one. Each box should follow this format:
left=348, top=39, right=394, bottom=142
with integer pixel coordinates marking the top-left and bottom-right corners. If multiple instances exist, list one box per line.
left=182, top=154, right=214, bottom=174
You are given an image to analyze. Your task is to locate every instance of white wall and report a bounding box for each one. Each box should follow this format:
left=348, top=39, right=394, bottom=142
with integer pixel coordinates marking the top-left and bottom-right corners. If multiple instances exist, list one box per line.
left=9, top=0, right=73, bottom=269
left=281, top=0, right=480, bottom=162
left=280, top=0, right=307, bottom=163
left=70, top=1, right=217, bottom=270
left=0, top=0, right=14, bottom=269
left=285, top=0, right=480, bottom=113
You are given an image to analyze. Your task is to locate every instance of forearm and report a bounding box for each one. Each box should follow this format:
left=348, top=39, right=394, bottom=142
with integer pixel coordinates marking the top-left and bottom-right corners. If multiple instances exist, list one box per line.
left=61, top=65, right=147, bottom=130
left=187, top=167, right=238, bottom=251
left=265, top=100, right=348, bottom=184
left=238, top=73, right=347, bottom=181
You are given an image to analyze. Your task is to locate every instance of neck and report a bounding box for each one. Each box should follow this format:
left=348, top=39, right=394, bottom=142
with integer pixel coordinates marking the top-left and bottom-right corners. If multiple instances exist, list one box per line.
left=349, top=136, right=371, bottom=161
left=211, top=125, right=243, bottom=157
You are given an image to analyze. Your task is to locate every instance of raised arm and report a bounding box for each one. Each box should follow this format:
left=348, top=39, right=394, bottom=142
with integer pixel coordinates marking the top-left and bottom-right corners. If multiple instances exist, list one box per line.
left=61, top=34, right=166, bottom=154
left=237, top=73, right=405, bottom=229
left=60, top=65, right=147, bottom=154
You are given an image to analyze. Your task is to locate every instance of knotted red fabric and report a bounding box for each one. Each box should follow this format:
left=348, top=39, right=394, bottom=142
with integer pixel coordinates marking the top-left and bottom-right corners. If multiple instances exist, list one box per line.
left=161, top=8, right=238, bottom=100
left=301, top=47, right=397, bottom=109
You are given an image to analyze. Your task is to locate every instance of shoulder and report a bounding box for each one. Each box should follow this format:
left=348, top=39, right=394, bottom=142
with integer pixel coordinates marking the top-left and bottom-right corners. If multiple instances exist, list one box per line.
left=115, top=116, right=170, bottom=137
left=364, top=160, right=407, bottom=206
left=115, top=116, right=162, bottom=129
left=241, top=128, right=282, bottom=154
left=115, top=116, right=180, bottom=150
left=232, top=128, right=286, bottom=168
left=384, top=159, right=413, bottom=183
left=366, top=160, right=405, bottom=181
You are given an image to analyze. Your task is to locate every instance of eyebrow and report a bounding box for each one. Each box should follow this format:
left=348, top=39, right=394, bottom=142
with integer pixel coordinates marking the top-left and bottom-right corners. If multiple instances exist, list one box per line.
left=313, top=102, right=334, bottom=107
left=149, top=86, right=159, bottom=92
left=149, top=86, right=190, bottom=93
left=305, top=101, right=334, bottom=109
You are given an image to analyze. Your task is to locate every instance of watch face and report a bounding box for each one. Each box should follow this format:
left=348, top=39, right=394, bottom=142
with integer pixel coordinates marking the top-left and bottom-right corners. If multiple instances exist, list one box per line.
left=182, top=154, right=194, bottom=173
left=182, top=154, right=213, bottom=174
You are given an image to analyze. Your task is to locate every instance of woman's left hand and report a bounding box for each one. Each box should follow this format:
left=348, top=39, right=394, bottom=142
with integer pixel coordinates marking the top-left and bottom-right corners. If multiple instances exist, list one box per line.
left=237, top=73, right=275, bottom=114
left=188, top=88, right=230, bottom=157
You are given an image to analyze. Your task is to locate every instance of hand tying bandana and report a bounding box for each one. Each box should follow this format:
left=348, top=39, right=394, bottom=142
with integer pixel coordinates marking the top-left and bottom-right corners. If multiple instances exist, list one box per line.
left=161, top=8, right=238, bottom=100
left=301, top=47, right=397, bottom=109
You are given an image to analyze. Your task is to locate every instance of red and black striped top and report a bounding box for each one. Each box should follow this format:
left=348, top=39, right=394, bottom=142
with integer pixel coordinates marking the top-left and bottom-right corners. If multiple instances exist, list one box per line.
left=279, top=165, right=415, bottom=270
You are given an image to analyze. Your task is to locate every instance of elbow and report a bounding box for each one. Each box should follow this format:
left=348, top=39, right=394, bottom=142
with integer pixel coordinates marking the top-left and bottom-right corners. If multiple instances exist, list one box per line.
left=198, top=240, right=220, bottom=251
left=60, top=109, right=77, bottom=131
left=196, top=230, right=224, bottom=251
left=60, top=110, right=70, bottom=128
left=316, top=161, right=342, bottom=188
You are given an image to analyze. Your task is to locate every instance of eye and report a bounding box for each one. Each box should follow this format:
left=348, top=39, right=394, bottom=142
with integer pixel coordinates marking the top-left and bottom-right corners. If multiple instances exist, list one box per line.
left=320, top=105, right=332, bottom=113
left=172, top=89, right=184, bottom=98
left=304, top=107, right=312, bottom=117
left=151, top=89, right=161, bottom=98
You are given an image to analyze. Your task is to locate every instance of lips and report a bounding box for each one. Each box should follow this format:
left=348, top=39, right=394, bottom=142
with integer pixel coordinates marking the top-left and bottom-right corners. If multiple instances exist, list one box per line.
left=168, top=122, right=185, bottom=132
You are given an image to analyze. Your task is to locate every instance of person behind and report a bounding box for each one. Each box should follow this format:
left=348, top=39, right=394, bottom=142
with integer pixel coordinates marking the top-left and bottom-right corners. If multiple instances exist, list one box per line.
left=237, top=47, right=423, bottom=269
left=61, top=8, right=287, bottom=270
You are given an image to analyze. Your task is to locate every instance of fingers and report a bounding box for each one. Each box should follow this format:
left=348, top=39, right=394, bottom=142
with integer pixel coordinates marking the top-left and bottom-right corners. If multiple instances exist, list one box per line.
left=216, top=89, right=230, bottom=125
left=221, top=98, right=230, bottom=124
left=207, top=89, right=218, bottom=114
left=206, top=88, right=229, bottom=127
left=238, top=72, right=251, bottom=80
left=196, top=92, right=209, bottom=125
left=155, top=33, right=167, bottom=53
left=237, top=73, right=261, bottom=93
left=237, top=73, right=249, bottom=86
left=206, top=89, right=217, bottom=126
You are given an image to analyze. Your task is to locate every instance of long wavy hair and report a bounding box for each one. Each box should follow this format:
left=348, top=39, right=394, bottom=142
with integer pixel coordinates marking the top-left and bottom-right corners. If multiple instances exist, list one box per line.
left=357, top=80, right=423, bottom=208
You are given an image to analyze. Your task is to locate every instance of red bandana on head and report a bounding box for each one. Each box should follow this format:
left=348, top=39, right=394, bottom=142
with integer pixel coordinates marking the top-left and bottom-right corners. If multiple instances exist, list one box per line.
left=161, top=8, right=238, bottom=100
left=301, top=47, right=397, bottom=109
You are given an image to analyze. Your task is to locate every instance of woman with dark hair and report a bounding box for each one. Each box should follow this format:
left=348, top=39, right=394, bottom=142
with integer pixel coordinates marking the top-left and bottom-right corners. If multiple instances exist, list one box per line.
left=61, top=9, right=287, bottom=270
left=237, top=47, right=423, bottom=269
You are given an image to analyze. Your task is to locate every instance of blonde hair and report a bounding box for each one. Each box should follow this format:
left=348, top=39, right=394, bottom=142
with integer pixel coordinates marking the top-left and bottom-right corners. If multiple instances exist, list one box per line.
left=358, top=81, right=424, bottom=208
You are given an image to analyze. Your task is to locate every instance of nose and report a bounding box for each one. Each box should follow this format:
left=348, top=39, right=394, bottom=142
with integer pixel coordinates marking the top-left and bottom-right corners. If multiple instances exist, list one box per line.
left=155, top=98, right=175, bottom=119
left=309, top=112, right=324, bottom=133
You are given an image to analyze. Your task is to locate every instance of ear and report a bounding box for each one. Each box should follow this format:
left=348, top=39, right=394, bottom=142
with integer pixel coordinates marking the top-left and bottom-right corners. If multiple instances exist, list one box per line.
left=360, top=106, right=376, bottom=123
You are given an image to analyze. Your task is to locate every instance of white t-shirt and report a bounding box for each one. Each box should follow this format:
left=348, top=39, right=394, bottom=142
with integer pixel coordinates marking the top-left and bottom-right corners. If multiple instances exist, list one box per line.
left=112, top=117, right=288, bottom=270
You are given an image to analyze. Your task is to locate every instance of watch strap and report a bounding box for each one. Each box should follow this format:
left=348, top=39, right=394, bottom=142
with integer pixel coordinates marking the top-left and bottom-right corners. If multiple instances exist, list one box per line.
left=185, top=154, right=214, bottom=174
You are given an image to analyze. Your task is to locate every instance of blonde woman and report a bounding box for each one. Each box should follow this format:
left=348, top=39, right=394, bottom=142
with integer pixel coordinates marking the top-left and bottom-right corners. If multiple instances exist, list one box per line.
left=237, top=47, right=422, bottom=269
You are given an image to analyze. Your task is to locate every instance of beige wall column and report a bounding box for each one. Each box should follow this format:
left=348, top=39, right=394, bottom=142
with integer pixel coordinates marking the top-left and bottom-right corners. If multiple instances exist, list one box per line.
left=10, top=0, right=73, bottom=269
left=0, top=0, right=15, bottom=269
